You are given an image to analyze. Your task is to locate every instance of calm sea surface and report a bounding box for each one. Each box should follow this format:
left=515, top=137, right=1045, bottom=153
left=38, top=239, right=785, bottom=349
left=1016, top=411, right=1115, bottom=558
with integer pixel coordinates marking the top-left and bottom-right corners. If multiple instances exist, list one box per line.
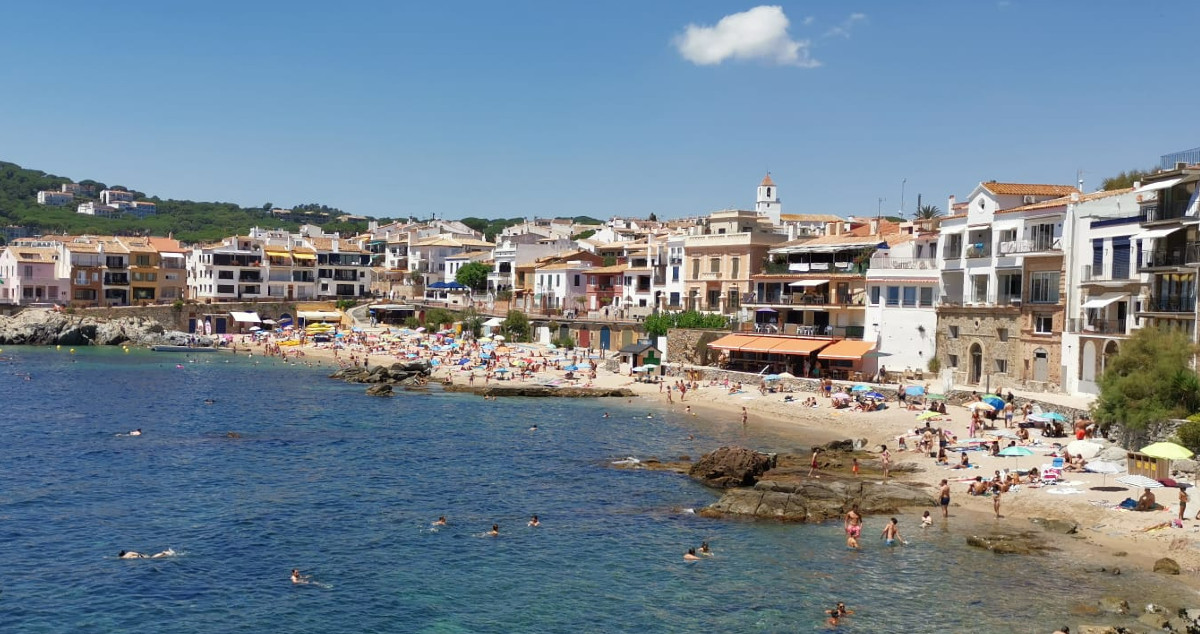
left=0, top=347, right=1191, bottom=633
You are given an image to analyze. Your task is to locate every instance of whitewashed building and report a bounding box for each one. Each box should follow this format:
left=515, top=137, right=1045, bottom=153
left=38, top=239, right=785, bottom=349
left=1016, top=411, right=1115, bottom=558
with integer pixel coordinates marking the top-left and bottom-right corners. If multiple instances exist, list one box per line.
left=863, top=229, right=941, bottom=376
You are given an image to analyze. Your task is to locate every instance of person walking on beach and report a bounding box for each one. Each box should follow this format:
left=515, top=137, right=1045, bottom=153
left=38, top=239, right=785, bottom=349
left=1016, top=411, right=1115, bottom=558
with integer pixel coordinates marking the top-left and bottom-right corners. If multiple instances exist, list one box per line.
left=1180, top=487, right=1189, bottom=523
left=992, top=483, right=1002, bottom=519
left=939, top=479, right=950, bottom=518
left=879, top=445, right=891, bottom=481
left=808, top=448, right=820, bottom=477
left=741, top=407, right=748, bottom=428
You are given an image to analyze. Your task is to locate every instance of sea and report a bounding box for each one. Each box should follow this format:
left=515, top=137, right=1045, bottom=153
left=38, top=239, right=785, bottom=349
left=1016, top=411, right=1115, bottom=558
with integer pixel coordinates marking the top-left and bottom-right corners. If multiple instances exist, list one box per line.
left=0, top=347, right=1192, bottom=633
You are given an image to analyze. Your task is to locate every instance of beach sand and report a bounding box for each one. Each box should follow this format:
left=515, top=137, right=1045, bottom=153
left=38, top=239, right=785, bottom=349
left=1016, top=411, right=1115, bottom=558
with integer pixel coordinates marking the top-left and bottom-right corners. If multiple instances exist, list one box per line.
left=236, top=334, right=1200, bottom=588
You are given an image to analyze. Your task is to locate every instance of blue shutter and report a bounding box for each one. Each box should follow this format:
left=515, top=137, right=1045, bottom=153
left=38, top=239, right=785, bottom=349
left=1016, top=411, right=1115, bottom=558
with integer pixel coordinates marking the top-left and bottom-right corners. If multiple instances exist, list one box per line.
left=1092, top=238, right=1104, bottom=271
left=1112, top=237, right=1130, bottom=279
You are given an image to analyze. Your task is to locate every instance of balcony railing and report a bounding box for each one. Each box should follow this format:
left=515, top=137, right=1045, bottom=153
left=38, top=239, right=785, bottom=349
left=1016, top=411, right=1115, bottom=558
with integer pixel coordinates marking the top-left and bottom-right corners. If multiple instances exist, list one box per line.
left=869, top=257, right=938, bottom=270
left=1141, top=249, right=1189, bottom=269
left=965, top=245, right=991, bottom=258
left=699, top=271, right=722, bottom=279
left=103, top=274, right=130, bottom=285
left=999, top=237, right=1062, bottom=254
left=1080, top=264, right=1134, bottom=283
left=1145, top=295, right=1195, bottom=313
left=1143, top=200, right=1191, bottom=223
left=1079, top=319, right=1129, bottom=335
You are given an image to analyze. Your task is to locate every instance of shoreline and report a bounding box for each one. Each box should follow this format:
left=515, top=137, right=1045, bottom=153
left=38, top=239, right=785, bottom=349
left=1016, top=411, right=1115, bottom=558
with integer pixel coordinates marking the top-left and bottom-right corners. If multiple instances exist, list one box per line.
left=224, top=336, right=1200, bottom=592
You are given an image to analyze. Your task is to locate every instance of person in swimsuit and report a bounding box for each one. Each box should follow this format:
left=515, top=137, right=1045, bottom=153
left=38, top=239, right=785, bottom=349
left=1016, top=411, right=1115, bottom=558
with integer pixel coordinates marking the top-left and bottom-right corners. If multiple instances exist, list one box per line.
left=808, top=449, right=820, bottom=477
left=528, top=515, right=540, bottom=527
left=881, top=517, right=902, bottom=545
left=291, top=569, right=310, bottom=584
left=119, top=550, right=145, bottom=559
left=851, top=457, right=859, bottom=477
left=939, top=479, right=950, bottom=518
left=921, top=511, right=932, bottom=527
left=992, top=484, right=1002, bottom=519
left=844, top=507, right=862, bottom=548
left=488, top=524, right=499, bottom=536
left=879, top=445, right=891, bottom=481
left=699, top=541, right=712, bottom=556
left=433, top=516, right=447, bottom=526
left=684, top=548, right=701, bottom=561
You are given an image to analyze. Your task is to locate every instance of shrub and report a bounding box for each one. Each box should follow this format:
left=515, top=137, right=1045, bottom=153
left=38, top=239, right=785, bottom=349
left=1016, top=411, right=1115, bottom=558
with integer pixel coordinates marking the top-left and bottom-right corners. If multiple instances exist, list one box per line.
left=1175, top=419, right=1200, bottom=454
left=553, top=335, right=576, bottom=350
left=927, top=357, right=941, bottom=374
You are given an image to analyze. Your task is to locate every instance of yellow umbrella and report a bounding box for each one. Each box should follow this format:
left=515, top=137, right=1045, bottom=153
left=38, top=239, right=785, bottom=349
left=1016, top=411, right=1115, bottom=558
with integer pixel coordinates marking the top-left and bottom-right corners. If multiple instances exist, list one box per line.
left=965, top=401, right=995, bottom=412
left=916, top=411, right=940, bottom=420
left=1140, top=442, right=1194, bottom=460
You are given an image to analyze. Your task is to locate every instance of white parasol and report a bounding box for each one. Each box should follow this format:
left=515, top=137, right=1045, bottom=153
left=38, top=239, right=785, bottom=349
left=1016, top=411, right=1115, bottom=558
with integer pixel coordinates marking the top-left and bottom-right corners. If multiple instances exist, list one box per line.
left=1065, top=440, right=1103, bottom=460
left=1116, top=474, right=1162, bottom=489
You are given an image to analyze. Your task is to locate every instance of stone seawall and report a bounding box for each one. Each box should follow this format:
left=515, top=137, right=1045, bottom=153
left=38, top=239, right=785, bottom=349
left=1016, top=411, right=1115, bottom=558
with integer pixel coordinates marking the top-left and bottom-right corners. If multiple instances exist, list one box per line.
left=81, top=301, right=322, bottom=332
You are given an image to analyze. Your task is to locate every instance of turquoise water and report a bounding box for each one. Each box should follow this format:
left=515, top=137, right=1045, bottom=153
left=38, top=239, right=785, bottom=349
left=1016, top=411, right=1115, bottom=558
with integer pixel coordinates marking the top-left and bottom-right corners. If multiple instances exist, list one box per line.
left=0, top=347, right=1189, bottom=633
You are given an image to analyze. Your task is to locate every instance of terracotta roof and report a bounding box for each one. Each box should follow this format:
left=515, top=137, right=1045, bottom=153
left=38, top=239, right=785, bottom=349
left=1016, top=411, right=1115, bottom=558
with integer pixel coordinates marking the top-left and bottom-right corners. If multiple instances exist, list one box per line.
left=760, top=173, right=775, bottom=187
left=147, top=237, right=183, bottom=252
left=980, top=182, right=1079, bottom=197
left=535, top=261, right=593, bottom=271
left=11, top=247, right=58, bottom=262
left=585, top=264, right=626, bottom=274
left=995, top=187, right=1135, bottom=215
left=780, top=214, right=843, bottom=223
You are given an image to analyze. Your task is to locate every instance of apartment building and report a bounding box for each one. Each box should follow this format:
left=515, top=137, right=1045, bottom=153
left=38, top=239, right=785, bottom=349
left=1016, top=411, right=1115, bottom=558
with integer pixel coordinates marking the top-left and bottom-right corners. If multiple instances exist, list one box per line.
left=683, top=209, right=786, bottom=314
left=533, top=261, right=592, bottom=312
left=0, top=245, right=67, bottom=305
left=37, top=190, right=74, bottom=206
left=863, top=226, right=941, bottom=375
left=99, top=189, right=134, bottom=205
left=1127, top=164, right=1200, bottom=340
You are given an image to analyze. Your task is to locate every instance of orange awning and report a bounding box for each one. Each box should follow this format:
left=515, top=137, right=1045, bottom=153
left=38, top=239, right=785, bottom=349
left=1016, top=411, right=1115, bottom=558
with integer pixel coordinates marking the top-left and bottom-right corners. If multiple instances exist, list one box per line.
left=708, top=334, right=760, bottom=350
left=817, top=340, right=877, bottom=361
left=768, top=338, right=833, bottom=356
left=740, top=337, right=791, bottom=353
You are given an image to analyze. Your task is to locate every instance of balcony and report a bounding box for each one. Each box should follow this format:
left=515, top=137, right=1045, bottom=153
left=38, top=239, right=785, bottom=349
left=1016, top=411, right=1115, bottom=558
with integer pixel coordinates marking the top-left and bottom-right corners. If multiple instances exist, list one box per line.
left=238, top=272, right=262, bottom=282
left=1079, top=265, right=1134, bottom=284
left=965, top=244, right=991, bottom=259
left=1078, top=319, right=1129, bottom=335
left=103, top=274, right=130, bottom=285
left=869, top=257, right=938, bottom=270
left=1142, top=200, right=1191, bottom=223
left=1144, top=295, right=1195, bottom=313
left=1140, top=249, right=1189, bottom=270
left=998, top=237, right=1062, bottom=254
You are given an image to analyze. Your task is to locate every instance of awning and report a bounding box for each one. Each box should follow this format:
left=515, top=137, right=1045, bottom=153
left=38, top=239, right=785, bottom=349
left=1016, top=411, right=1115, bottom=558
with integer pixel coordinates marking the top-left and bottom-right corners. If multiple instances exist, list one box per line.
left=1135, top=226, right=1183, bottom=240
left=297, top=310, right=342, bottom=321
left=1081, top=293, right=1127, bottom=309
left=768, top=338, right=833, bottom=356
left=158, top=252, right=184, bottom=258
left=740, top=337, right=790, bottom=353
left=265, top=250, right=291, bottom=258
left=292, top=252, right=317, bottom=260
left=707, top=334, right=760, bottom=350
left=229, top=311, right=262, bottom=323
left=788, top=279, right=829, bottom=288
left=1136, top=177, right=1184, bottom=193
left=483, top=317, right=504, bottom=327
left=818, top=340, right=877, bottom=361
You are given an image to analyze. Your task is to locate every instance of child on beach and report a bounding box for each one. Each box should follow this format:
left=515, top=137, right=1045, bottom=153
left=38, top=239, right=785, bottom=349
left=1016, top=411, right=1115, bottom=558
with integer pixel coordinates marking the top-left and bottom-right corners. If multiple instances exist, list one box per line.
left=921, top=511, right=932, bottom=528
left=851, top=457, right=859, bottom=477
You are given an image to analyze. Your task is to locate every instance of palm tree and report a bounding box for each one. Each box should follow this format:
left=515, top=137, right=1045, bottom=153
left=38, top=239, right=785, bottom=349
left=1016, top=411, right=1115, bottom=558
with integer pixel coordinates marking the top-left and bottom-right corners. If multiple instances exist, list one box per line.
left=915, top=204, right=943, bottom=219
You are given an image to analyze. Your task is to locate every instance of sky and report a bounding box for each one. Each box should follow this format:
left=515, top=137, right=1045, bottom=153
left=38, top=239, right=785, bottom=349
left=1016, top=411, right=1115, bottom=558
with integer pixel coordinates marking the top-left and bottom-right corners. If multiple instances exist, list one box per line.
left=1, top=1, right=1197, bottom=221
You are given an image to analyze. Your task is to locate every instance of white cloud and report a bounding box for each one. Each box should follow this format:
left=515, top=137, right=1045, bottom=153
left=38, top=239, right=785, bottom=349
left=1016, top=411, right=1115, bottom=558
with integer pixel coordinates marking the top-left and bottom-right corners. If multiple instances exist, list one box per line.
left=824, top=13, right=866, bottom=39
left=673, top=6, right=818, bottom=68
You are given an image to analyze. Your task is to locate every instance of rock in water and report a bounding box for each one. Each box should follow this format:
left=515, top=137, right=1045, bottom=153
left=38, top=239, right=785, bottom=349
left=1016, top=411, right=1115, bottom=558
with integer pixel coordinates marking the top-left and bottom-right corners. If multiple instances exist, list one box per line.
left=0, top=308, right=192, bottom=346
left=1153, top=557, right=1181, bottom=575
left=365, top=384, right=394, bottom=397
left=688, top=446, right=776, bottom=488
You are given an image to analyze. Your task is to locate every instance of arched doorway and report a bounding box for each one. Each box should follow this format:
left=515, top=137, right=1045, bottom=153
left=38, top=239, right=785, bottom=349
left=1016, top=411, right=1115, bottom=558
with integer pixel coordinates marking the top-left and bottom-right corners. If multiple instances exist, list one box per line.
left=1102, top=340, right=1119, bottom=374
left=599, top=326, right=611, bottom=350
left=1081, top=341, right=1097, bottom=383
left=969, top=343, right=983, bottom=384
left=1033, top=347, right=1049, bottom=382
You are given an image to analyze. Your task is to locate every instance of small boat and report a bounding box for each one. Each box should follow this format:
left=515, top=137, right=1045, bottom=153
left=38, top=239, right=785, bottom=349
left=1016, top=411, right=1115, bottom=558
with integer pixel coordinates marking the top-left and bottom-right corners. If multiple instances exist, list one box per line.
left=150, top=345, right=218, bottom=353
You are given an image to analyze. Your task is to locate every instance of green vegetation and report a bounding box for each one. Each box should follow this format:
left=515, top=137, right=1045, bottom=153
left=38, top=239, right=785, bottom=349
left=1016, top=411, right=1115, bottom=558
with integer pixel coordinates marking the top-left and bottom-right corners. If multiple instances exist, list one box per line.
left=1094, top=326, right=1200, bottom=432
left=454, top=261, right=492, bottom=291
left=642, top=310, right=729, bottom=338
left=915, top=204, right=943, bottom=219
left=502, top=309, right=531, bottom=342
left=1175, top=419, right=1200, bottom=454
left=927, top=356, right=941, bottom=374
left=552, top=335, right=576, bottom=349
left=572, top=228, right=597, bottom=240
left=423, top=308, right=457, bottom=330
left=1101, top=168, right=1156, bottom=191
left=459, top=306, right=484, bottom=338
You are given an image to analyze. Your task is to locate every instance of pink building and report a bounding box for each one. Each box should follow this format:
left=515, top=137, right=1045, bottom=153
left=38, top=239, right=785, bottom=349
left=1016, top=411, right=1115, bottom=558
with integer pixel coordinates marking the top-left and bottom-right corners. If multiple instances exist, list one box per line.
left=0, top=247, right=69, bottom=305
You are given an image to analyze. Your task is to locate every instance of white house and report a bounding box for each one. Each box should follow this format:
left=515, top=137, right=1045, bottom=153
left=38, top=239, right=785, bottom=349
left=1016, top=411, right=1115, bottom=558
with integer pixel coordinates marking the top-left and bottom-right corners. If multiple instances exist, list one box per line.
left=863, top=230, right=941, bottom=376
left=37, top=190, right=74, bottom=206
left=77, top=202, right=119, bottom=217
left=99, top=189, right=134, bottom=205
left=533, top=260, right=592, bottom=312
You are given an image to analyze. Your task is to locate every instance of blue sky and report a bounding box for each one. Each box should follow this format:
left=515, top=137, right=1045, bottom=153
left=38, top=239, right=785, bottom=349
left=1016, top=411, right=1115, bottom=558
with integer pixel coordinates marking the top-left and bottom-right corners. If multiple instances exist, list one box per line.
left=1, top=1, right=1196, bottom=221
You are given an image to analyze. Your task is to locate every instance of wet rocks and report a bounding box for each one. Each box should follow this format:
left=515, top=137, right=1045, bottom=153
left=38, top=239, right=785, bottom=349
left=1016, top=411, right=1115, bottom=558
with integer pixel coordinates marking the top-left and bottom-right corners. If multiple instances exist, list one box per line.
left=965, top=531, right=1055, bottom=556
left=701, top=479, right=936, bottom=522
left=0, top=308, right=195, bottom=347
left=365, top=384, right=394, bottom=397
left=1095, top=597, right=1130, bottom=615
left=688, top=446, right=777, bottom=488
left=1153, top=557, right=1181, bottom=575
left=332, top=361, right=432, bottom=387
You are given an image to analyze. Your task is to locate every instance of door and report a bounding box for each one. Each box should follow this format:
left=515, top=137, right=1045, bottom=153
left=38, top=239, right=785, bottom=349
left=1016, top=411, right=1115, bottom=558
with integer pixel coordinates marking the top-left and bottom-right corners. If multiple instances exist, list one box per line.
left=599, top=326, right=611, bottom=350
left=578, top=328, right=590, bottom=348
left=188, top=318, right=197, bottom=334
left=969, top=343, right=983, bottom=384
left=1033, top=348, right=1049, bottom=382
left=1081, top=341, right=1097, bottom=382
left=215, top=318, right=227, bottom=334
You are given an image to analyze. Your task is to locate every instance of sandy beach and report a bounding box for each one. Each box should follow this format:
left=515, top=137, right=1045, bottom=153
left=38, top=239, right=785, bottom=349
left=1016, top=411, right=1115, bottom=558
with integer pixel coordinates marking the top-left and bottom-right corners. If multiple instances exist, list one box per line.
left=235, top=330, right=1200, bottom=588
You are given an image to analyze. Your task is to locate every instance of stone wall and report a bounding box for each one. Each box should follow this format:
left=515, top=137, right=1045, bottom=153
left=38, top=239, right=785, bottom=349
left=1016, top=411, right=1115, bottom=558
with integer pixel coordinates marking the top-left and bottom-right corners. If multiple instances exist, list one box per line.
left=935, top=306, right=1028, bottom=392
left=79, top=301, right=327, bottom=332
left=666, top=328, right=729, bottom=366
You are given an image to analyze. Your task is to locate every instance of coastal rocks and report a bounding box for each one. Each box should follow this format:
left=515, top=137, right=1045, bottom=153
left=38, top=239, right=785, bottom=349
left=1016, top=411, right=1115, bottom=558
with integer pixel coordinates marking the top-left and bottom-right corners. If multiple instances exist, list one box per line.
left=1138, top=611, right=1171, bottom=629
left=0, top=308, right=194, bottom=347
left=1097, top=447, right=1129, bottom=462
left=965, top=531, right=1054, bottom=556
left=688, top=446, right=777, bottom=488
left=1096, top=597, right=1130, bottom=615
left=1029, top=517, right=1079, bottom=534
left=331, top=361, right=432, bottom=386
left=442, top=384, right=634, bottom=398
left=1075, top=627, right=1121, bottom=634
left=1154, top=557, right=1181, bottom=575
left=816, top=438, right=870, bottom=452
left=365, top=384, right=394, bottom=397
left=701, top=479, right=936, bottom=522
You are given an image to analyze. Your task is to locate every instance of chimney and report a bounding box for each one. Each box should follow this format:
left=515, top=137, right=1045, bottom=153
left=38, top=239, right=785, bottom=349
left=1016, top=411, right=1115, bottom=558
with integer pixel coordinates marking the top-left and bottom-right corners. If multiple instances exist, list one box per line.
left=1133, top=181, right=1141, bottom=190
left=948, top=194, right=956, bottom=213
left=869, top=219, right=879, bottom=235
left=1178, top=162, right=1188, bottom=170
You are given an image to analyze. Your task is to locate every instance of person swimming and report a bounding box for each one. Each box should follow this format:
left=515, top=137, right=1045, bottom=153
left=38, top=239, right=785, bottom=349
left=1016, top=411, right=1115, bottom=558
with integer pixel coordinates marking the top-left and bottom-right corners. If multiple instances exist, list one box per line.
left=684, top=548, right=701, bottom=561
left=203, top=398, right=215, bottom=404
left=119, top=550, right=145, bottom=559
left=602, top=412, right=610, bottom=418
left=529, top=425, right=538, bottom=431
left=291, top=569, right=310, bottom=584
left=699, top=541, right=712, bottom=556
left=433, top=516, right=447, bottom=526
left=528, top=515, right=539, bottom=527
left=488, top=524, right=499, bottom=536
left=128, top=429, right=142, bottom=436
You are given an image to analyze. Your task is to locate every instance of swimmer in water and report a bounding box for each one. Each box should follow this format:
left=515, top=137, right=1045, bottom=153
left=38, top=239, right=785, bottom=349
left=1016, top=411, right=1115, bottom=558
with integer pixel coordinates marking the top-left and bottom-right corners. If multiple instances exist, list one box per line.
left=119, top=550, right=146, bottom=559
left=291, top=569, right=310, bottom=584
left=433, top=516, right=447, bottom=526
left=529, top=425, right=538, bottom=431
left=921, top=511, right=933, bottom=528
left=151, top=548, right=175, bottom=558
left=602, top=412, right=610, bottom=418
left=646, top=413, right=653, bottom=419
left=129, top=429, right=142, bottom=436
left=488, top=524, right=499, bottom=536
left=684, top=548, right=701, bottom=561
left=528, top=515, right=540, bottom=527
left=204, top=398, right=215, bottom=405
left=881, top=517, right=903, bottom=546
left=699, top=541, right=712, bottom=556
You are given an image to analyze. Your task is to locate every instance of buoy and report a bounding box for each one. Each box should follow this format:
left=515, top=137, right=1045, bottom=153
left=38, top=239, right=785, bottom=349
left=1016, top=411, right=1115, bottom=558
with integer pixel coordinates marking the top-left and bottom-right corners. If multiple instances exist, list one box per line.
left=56, top=345, right=61, bottom=350
left=69, top=348, right=75, bottom=354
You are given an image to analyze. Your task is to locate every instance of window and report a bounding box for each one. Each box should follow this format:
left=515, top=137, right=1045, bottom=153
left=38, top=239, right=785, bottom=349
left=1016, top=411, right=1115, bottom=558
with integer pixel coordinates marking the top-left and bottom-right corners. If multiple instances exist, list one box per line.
left=870, top=286, right=881, bottom=305
left=135, top=255, right=151, bottom=266
left=1034, top=314, right=1053, bottom=334
left=573, top=274, right=580, bottom=287
left=218, top=270, right=234, bottom=280
left=710, top=258, right=721, bottom=274
left=23, top=265, right=33, bottom=277
left=669, top=292, right=680, bottom=307
left=727, top=289, right=740, bottom=311
left=730, top=257, right=740, bottom=279
left=1029, top=271, right=1060, bottom=304
left=919, top=287, right=934, bottom=307
left=949, top=325, right=960, bottom=339
left=671, top=266, right=679, bottom=282
left=948, top=354, right=959, bottom=368
left=886, top=286, right=900, bottom=306
left=997, top=328, right=1009, bottom=342
left=691, top=259, right=700, bottom=279
left=902, top=287, right=917, bottom=307
left=217, top=284, right=235, bottom=294
left=995, top=359, right=1008, bottom=374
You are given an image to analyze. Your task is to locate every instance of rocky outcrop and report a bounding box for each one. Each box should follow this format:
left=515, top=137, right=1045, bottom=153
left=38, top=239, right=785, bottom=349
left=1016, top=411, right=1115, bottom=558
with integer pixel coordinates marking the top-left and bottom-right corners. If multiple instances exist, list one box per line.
left=0, top=308, right=199, bottom=347
left=443, top=384, right=634, bottom=398
left=689, top=446, right=777, bottom=488
left=700, top=478, right=936, bottom=522
left=1154, top=557, right=1181, bottom=575
left=365, top=384, right=394, bottom=397
left=331, top=361, right=433, bottom=387
left=1028, top=517, right=1079, bottom=534
left=965, top=531, right=1055, bottom=556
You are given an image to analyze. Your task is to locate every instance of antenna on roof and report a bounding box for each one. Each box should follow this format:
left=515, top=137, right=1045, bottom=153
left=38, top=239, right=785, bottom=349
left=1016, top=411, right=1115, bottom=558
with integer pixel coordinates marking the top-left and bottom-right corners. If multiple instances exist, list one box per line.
left=1076, top=169, right=1085, bottom=193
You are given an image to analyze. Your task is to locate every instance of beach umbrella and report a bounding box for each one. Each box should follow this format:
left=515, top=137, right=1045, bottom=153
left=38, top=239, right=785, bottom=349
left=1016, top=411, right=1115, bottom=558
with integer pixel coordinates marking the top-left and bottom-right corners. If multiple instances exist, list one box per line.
left=851, top=384, right=870, bottom=392
left=927, top=393, right=946, bottom=401
left=1140, top=442, right=1194, bottom=460
left=904, top=386, right=926, bottom=396
left=588, top=354, right=602, bottom=359
left=777, top=371, right=796, bottom=379
left=494, top=335, right=506, bottom=341
left=982, top=394, right=1003, bottom=401
left=1086, top=461, right=1124, bottom=488
left=563, top=365, right=580, bottom=371
left=965, top=401, right=995, bottom=412
left=1042, top=412, right=1068, bottom=422
left=1117, top=474, right=1162, bottom=489
left=998, top=445, right=1034, bottom=468
left=1065, top=440, right=1103, bottom=460
left=479, top=337, right=492, bottom=343
left=631, top=366, right=648, bottom=373
left=248, top=326, right=261, bottom=331
left=831, top=393, right=851, bottom=402
left=865, top=392, right=885, bottom=400
left=916, top=411, right=940, bottom=421
left=764, top=374, right=781, bottom=382
left=989, top=430, right=1019, bottom=439
left=982, top=396, right=1005, bottom=410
